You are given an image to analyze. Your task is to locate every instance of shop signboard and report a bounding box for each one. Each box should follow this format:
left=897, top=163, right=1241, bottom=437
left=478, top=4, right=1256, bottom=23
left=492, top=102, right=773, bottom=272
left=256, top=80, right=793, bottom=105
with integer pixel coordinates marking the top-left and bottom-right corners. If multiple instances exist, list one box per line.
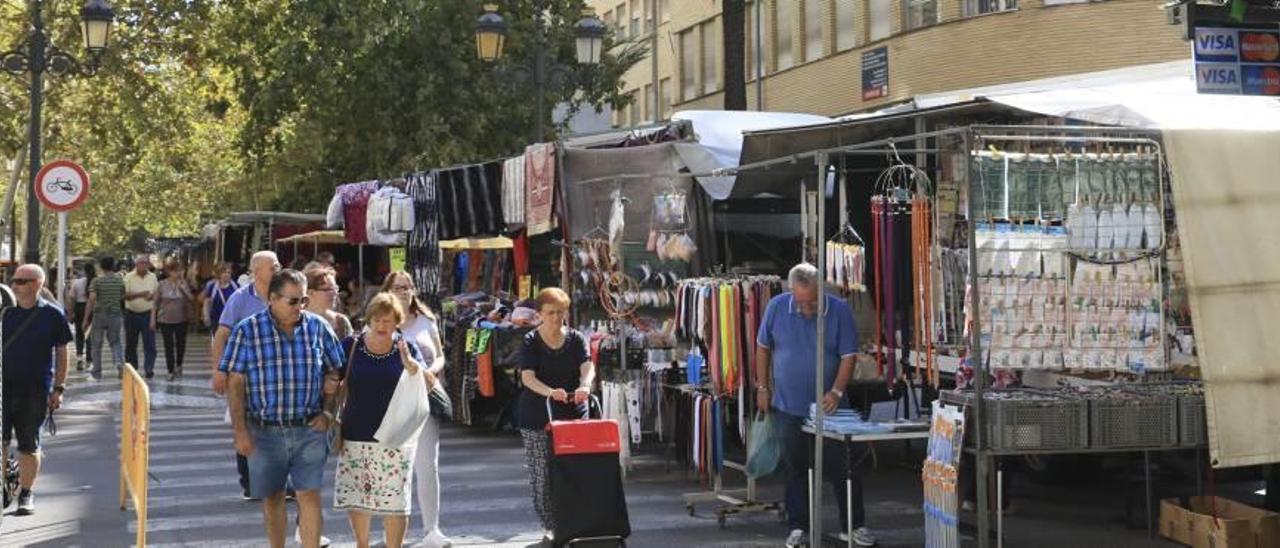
left=1193, top=26, right=1280, bottom=96
left=862, top=47, right=889, bottom=101
left=389, top=247, right=406, bottom=272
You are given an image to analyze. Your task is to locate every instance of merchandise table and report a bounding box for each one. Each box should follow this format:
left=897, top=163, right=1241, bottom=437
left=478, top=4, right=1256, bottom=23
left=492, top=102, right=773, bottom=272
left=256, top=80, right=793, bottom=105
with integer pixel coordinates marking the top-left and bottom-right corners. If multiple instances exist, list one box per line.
left=802, top=425, right=931, bottom=548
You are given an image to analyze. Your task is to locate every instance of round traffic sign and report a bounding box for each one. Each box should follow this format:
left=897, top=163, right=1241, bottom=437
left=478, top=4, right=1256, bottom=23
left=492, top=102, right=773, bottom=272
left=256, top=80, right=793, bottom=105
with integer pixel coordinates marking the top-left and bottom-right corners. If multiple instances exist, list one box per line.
left=34, top=160, right=90, bottom=212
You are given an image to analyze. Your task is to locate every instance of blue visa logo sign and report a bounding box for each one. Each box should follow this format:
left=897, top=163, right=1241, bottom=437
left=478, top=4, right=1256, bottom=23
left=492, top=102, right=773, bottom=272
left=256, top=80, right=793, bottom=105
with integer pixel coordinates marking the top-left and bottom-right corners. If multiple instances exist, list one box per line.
left=1195, top=28, right=1240, bottom=62
left=1197, top=63, right=1242, bottom=93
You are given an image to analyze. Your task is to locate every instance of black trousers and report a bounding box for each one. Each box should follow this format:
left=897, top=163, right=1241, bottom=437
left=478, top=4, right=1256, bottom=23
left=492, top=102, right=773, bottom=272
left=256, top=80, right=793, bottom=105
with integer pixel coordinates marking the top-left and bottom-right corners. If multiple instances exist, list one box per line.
left=158, top=322, right=188, bottom=374
left=72, top=302, right=88, bottom=357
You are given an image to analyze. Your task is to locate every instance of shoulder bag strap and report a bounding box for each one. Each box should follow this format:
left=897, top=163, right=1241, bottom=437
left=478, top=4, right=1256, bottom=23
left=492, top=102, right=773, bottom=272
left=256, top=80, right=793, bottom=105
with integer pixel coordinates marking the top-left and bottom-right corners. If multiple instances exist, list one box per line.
left=2, top=306, right=44, bottom=355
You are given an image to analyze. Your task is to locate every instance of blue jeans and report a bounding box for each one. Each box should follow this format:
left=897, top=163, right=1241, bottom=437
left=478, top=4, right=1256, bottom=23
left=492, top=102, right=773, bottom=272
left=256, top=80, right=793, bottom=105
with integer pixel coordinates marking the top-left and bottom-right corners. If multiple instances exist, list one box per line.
left=246, top=424, right=329, bottom=499
left=773, top=411, right=864, bottom=532
left=124, top=311, right=157, bottom=374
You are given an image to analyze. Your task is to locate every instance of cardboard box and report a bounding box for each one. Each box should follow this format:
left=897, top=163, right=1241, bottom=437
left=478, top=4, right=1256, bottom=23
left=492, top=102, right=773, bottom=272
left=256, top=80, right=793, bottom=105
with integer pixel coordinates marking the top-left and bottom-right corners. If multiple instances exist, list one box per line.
left=1160, top=496, right=1280, bottom=548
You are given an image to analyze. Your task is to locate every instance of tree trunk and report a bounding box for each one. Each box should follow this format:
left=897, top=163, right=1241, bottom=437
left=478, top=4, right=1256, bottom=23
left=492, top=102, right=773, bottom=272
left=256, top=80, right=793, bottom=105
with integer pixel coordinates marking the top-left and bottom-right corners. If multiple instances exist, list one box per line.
left=722, top=0, right=747, bottom=111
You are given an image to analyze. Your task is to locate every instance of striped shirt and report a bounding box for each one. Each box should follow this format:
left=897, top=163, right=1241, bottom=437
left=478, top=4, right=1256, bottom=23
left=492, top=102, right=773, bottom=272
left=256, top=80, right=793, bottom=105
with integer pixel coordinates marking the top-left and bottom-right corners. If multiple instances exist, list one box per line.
left=89, top=274, right=126, bottom=315
left=219, top=309, right=345, bottom=423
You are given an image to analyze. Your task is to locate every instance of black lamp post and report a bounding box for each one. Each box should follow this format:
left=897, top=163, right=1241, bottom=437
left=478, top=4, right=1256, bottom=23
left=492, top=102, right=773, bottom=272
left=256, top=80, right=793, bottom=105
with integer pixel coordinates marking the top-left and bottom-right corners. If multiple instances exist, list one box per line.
left=2, top=0, right=115, bottom=265
left=475, top=3, right=606, bottom=141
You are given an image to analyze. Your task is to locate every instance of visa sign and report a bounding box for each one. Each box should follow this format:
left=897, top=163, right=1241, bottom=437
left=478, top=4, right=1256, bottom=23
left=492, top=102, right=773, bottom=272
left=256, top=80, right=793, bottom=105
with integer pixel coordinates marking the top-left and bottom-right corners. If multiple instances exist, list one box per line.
left=1197, top=63, right=1242, bottom=94
left=1195, top=28, right=1239, bottom=62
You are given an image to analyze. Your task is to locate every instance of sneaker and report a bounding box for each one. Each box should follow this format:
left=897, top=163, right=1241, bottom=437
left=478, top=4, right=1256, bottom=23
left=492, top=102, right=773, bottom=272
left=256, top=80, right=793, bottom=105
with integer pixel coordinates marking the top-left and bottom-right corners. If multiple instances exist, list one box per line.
left=15, top=490, right=33, bottom=516
left=145, top=371, right=155, bottom=379
left=785, top=528, right=806, bottom=548
left=293, top=528, right=332, bottom=547
left=852, top=527, right=877, bottom=547
left=167, top=373, right=176, bottom=382
left=418, top=529, right=452, bottom=547
left=240, top=488, right=259, bottom=501
left=961, top=500, right=975, bottom=512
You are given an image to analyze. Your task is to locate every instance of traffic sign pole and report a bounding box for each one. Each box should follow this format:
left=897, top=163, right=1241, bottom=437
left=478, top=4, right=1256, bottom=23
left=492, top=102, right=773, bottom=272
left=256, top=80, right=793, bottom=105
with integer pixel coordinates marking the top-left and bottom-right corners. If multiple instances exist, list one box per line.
left=57, top=211, right=66, bottom=305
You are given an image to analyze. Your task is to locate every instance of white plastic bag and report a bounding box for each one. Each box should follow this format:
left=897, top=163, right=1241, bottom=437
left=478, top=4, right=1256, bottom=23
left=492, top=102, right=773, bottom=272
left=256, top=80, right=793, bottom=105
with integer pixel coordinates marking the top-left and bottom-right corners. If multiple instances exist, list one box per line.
left=373, top=368, right=431, bottom=448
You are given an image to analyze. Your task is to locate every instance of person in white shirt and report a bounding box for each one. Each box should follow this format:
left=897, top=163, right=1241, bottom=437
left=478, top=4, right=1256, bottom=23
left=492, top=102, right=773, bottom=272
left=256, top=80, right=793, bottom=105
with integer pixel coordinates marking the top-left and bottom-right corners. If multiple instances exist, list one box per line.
left=66, top=266, right=92, bottom=370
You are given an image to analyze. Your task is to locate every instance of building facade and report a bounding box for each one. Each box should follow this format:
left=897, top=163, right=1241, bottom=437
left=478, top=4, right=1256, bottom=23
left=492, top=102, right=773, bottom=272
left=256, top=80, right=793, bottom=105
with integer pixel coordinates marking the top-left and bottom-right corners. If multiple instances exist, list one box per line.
left=589, top=0, right=1190, bottom=126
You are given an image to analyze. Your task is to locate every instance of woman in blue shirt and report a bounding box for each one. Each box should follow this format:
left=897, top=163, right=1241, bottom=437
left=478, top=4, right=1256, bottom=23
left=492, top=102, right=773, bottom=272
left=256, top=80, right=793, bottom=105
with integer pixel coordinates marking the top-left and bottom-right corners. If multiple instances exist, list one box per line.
left=333, top=292, right=427, bottom=548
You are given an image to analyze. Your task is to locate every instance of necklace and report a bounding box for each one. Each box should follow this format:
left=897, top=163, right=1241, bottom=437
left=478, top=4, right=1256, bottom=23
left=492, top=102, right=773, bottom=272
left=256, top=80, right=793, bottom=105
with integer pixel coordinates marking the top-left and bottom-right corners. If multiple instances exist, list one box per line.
left=362, top=336, right=395, bottom=359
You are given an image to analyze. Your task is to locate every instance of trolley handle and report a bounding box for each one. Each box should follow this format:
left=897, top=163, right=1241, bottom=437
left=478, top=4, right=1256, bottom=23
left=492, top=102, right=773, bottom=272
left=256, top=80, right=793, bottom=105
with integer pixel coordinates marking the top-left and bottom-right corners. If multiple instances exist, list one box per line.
left=546, top=393, right=601, bottom=422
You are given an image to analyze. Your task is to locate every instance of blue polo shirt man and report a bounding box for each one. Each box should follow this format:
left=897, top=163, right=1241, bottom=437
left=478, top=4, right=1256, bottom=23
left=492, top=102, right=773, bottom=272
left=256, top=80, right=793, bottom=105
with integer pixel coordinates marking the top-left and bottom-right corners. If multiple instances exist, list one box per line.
left=755, top=263, right=875, bottom=547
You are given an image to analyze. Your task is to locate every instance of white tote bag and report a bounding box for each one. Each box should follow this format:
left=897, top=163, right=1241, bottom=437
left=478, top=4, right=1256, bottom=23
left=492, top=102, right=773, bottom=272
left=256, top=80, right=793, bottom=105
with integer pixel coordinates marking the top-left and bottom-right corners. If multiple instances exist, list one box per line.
left=373, top=368, right=431, bottom=448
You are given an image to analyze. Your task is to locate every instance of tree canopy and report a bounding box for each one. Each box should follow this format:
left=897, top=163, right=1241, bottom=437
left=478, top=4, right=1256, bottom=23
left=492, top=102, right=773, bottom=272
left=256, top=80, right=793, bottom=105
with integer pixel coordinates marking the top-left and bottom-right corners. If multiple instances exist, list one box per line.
left=0, top=0, right=640, bottom=256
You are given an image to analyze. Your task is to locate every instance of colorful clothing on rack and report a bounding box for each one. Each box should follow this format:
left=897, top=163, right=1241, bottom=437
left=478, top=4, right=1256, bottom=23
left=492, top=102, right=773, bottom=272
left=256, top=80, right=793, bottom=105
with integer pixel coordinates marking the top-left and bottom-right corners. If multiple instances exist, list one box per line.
left=337, top=181, right=380, bottom=244
left=524, top=143, right=556, bottom=236
left=674, top=277, right=781, bottom=396
left=502, top=156, right=526, bottom=229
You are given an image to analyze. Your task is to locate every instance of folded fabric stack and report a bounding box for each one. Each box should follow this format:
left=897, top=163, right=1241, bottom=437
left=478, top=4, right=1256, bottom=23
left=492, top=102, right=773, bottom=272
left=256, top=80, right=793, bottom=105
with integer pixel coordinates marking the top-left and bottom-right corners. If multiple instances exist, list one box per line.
left=806, top=404, right=892, bottom=435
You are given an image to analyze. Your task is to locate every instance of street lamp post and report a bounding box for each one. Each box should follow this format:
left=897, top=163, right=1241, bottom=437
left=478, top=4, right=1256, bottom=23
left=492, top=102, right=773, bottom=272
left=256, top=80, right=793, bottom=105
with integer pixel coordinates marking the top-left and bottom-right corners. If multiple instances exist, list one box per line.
left=475, top=3, right=605, bottom=142
left=1, top=0, right=115, bottom=266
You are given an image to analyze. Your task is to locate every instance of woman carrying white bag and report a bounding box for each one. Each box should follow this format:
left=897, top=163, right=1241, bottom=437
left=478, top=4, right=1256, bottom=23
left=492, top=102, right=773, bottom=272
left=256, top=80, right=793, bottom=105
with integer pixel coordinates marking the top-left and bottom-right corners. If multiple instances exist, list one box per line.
left=332, top=293, right=431, bottom=548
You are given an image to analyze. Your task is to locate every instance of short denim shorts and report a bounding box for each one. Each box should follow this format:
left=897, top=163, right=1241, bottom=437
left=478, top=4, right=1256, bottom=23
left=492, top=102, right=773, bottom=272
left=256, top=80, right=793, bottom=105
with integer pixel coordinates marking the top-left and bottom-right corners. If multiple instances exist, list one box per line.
left=247, top=424, right=329, bottom=499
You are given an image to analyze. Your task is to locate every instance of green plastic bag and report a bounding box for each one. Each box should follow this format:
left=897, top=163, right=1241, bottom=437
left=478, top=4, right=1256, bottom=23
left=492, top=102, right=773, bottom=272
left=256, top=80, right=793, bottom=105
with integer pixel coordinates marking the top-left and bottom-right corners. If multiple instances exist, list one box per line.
left=746, top=413, right=781, bottom=479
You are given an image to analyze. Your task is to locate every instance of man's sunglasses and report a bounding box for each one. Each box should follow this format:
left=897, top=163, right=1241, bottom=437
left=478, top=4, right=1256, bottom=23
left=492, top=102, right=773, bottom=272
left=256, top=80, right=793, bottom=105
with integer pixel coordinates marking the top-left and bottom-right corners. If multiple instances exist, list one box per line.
left=10, top=278, right=36, bottom=286
left=281, top=296, right=310, bottom=306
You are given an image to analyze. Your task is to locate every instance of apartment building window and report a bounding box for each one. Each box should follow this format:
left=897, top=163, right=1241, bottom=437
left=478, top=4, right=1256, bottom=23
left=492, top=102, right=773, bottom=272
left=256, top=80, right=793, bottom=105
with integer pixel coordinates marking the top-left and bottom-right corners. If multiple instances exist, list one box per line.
left=616, top=3, right=627, bottom=39
left=630, top=0, right=642, bottom=37
left=702, top=19, right=719, bottom=94
left=660, top=77, right=672, bottom=118
left=746, top=0, right=760, bottom=80
left=904, top=0, right=939, bottom=30
left=644, top=83, right=654, bottom=123
left=869, top=0, right=892, bottom=42
left=775, top=0, right=795, bottom=71
left=835, top=0, right=856, bottom=51
left=644, top=0, right=654, bottom=32
left=803, top=0, right=823, bottom=62
left=660, top=0, right=671, bottom=22
left=965, top=0, right=1017, bottom=16
left=628, top=90, right=640, bottom=126
left=680, top=29, right=697, bottom=100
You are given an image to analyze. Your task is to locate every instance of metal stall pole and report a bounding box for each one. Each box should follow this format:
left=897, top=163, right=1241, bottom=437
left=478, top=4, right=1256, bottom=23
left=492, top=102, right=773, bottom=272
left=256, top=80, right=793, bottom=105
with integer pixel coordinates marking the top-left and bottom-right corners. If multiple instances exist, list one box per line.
left=812, top=152, right=830, bottom=544
left=967, top=129, right=992, bottom=548
left=358, top=244, right=365, bottom=312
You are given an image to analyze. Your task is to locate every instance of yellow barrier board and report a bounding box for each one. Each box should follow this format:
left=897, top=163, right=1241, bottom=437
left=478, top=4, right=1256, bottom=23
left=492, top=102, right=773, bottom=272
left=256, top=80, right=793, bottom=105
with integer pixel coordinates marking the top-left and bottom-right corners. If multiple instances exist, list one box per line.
left=119, top=363, right=150, bottom=547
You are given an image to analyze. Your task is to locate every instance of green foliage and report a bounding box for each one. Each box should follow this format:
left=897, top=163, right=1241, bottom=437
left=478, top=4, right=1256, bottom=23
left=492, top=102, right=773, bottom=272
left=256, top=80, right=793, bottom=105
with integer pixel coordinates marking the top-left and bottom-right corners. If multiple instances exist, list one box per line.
left=0, top=0, right=641, bottom=255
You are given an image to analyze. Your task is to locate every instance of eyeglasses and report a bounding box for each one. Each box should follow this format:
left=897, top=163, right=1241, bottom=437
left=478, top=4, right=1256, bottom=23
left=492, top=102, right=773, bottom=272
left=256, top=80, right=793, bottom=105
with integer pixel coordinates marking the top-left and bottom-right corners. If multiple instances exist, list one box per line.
left=391, top=285, right=414, bottom=292
left=281, top=296, right=310, bottom=307
left=310, top=286, right=336, bottom=293
left=11, top=278, right=36, bottom=286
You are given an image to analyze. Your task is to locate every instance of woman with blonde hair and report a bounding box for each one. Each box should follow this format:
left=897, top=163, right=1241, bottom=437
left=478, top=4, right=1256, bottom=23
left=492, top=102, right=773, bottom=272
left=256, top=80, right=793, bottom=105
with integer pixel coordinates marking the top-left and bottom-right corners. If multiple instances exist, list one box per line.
left=333, top=292, right=427, bottom=548
left=380, top=271, right=449, bottom=547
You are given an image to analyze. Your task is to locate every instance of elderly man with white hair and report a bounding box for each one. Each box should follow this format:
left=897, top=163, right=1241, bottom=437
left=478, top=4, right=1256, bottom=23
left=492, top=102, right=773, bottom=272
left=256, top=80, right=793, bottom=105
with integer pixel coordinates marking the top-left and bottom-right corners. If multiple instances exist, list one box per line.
left=2, top=264, right=72, bottom=516
left=754, top=263, right=875, bottom=547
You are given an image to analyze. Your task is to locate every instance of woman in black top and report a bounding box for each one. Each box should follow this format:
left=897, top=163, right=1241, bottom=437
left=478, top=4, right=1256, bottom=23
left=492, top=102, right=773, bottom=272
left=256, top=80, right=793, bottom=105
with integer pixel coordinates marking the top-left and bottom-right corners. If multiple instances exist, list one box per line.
left=517, top=287, right=595, bottom=542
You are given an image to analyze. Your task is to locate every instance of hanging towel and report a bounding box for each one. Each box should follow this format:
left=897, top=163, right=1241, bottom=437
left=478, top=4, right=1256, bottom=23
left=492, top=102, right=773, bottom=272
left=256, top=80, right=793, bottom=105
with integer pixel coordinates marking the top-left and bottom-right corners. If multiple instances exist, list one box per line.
left=503, top=155, right=527, bottom=229
left=406, top=172, right=441, bottom=307
left=525, top=143, right=557, bottom=236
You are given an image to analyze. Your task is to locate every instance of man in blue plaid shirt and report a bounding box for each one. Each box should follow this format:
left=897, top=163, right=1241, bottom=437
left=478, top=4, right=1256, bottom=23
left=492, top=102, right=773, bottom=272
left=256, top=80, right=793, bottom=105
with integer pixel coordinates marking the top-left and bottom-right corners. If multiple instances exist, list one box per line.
left=220, top=269, right=343, bottom=548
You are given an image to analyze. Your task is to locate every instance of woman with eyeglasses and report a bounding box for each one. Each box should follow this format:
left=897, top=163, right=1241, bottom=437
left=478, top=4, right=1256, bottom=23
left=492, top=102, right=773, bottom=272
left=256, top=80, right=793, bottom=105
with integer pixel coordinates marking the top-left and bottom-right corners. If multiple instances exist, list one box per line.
left=516, top=287, right=596, bottom=543
left=380, top=271, right=450, bottom=548
left=304, top=267, right=354, bottom=340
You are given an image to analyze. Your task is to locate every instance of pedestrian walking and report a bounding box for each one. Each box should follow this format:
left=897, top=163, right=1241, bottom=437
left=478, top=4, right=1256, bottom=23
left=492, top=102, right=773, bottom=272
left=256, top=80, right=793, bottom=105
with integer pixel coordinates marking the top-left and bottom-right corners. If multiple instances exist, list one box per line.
left=201, top=263, right=238, bottom=334
left=332, top=293, right=429, bottom=548
left=123, top=255, right=159, bottom=378
left=304, top=267, right=353, bottom=339
left=221, top=269, right=344, bottom=548
left=156, top=260, right=195, bottom=381
left=2, top=264, right=73, bottom=516
left=516, top=287, right=596, bottom=544
left=382, top=271, right=450, bottom=547
left=66, top=265, right=92, bottom=371
left=83, top=256, right=125, bottom=380
left=212, top=251, right=278, bottom=501
left=755, top=263, right=876, bottom=548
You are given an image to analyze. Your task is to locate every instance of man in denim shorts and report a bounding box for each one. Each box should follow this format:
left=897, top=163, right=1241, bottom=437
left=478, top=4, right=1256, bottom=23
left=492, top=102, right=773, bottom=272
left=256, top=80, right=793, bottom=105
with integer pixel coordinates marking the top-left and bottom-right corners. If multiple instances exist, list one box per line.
left=221, top=269, right=343, bottom=548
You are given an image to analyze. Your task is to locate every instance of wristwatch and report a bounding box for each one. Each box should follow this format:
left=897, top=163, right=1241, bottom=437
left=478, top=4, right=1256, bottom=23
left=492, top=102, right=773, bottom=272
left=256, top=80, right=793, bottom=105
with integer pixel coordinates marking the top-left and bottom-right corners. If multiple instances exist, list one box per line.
left=756, top=385, right=771, bottom=393
left=828, top=388, right=844, bottom=398
left=52, top=385, right=66, bottom=395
